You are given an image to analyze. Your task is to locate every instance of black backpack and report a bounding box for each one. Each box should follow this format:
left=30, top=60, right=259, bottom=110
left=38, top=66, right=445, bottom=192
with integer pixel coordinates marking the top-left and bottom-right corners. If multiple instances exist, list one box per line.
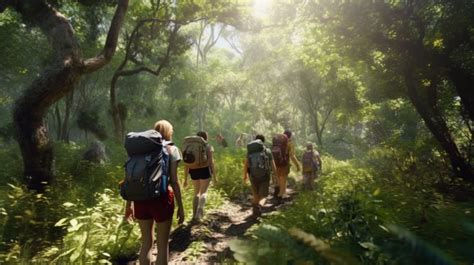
left=247, top=140, right=271, bottom=180
left=119, top=130, right=171, bottom=201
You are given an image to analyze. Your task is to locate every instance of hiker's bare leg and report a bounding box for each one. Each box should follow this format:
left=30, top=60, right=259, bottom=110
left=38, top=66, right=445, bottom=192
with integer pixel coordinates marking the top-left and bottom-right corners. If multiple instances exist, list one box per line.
left=251, top=185, right=259, bottom=205
left=137, top=219, right=154, bottom=265
left=198, top=178, right=211, bottom=217
left=277, top=168, right=288, bottom=197
left=303, top=173, right=311, bottom=190
left=192, top=179, right=200, bottom=219
left=156, top=218, right=172, bottom=265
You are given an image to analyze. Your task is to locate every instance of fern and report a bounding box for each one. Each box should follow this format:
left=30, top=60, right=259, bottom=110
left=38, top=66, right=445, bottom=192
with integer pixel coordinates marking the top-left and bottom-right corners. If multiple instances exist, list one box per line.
left=230, top=224, right=358, bottom=265
left=288, top=227, right=360, bottom=265
left=387, top=225, right=456, bottom=265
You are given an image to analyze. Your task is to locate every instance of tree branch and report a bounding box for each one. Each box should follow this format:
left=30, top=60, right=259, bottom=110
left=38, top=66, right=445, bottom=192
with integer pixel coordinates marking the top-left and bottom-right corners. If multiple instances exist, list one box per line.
left=82, top=0, right=129, bottom=73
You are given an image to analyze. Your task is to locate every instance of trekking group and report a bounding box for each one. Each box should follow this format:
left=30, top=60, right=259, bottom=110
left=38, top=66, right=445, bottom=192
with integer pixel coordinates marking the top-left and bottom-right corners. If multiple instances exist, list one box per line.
left=119, top=120, right=322, bottom=264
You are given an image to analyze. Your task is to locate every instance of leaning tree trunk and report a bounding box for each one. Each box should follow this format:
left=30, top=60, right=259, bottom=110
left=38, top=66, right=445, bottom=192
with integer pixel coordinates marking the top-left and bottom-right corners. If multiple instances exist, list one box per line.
left=448, top=67, right=474, bottom=124
left=404, top=69, right=474, bottom=182
left=4, top=0, right=128, bottom=191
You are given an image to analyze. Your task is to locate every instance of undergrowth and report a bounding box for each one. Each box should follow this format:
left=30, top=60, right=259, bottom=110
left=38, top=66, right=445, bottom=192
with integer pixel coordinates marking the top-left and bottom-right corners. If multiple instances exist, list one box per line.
left=230, top=156, right=474, bottom=265
left=0, top=141, right=238, bottom=263
left=2, top=142, right=473, bottom=264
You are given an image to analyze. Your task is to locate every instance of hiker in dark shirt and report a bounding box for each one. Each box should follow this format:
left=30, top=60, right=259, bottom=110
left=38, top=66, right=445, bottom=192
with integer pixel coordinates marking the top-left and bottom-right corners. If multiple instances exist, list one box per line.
left=243, top=134, right=277, bottom=216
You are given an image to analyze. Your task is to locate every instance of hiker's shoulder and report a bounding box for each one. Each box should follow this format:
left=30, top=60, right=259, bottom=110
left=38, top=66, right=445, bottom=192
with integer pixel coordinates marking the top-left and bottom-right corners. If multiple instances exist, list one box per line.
left=167, top=145, right=181, bottom=160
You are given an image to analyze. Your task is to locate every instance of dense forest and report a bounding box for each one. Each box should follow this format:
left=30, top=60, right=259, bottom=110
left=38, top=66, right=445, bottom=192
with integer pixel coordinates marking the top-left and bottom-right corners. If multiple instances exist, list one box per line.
left=0, top=0, right=473, bottom=264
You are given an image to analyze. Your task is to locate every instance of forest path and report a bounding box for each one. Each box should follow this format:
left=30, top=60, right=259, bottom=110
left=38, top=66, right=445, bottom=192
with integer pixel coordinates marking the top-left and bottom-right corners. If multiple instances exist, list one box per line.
left=167, top=187, right=297, bottom=264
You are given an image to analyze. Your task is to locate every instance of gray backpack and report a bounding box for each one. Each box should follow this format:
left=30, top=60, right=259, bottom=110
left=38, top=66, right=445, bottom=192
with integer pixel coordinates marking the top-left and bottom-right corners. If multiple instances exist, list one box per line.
left=247, top=140, right=271, bottom=180
left=119, top=130, right=171, bottom=201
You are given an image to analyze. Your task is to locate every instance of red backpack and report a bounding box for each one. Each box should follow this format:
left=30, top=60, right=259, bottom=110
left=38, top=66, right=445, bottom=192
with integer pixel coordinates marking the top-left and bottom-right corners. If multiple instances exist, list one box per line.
left=271, top=134, right=289, bottom=167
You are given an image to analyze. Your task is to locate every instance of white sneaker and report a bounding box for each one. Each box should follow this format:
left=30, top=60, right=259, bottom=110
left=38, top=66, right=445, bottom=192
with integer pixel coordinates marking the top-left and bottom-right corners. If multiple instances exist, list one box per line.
left=197, top=207, right=204, bottom=219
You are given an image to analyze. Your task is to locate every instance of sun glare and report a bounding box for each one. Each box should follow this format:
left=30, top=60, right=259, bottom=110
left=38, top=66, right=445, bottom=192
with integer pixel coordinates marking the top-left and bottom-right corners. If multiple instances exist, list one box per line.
left=252, top=0, right=273, bottom=19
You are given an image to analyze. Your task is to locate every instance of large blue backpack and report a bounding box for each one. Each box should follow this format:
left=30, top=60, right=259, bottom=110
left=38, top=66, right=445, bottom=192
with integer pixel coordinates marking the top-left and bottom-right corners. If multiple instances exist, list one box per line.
left=119, top=130, right=171, bottom=201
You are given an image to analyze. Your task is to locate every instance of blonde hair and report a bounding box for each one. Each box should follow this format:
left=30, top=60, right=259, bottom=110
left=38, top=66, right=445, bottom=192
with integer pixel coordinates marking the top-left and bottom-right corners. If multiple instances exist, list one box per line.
left=154, top=120, right=173, bottom=141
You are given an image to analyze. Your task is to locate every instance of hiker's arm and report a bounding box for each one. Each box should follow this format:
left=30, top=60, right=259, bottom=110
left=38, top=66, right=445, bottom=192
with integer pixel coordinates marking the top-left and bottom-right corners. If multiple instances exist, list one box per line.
left=271, top=160, right=277, bottom=184
left=124, top=200, right=134, bottom=221
left=288, top=142, right=300, bottom=171
left=208, top=148, right=217, bottom=183
left=183, top=165, right=189, bottom=187
left=291, top=153, right=301, bottom=171
left=170, top=160, right=185, bottom=224
left=243, top=158, right=249, bottom=182
left=317, top=154, right=322, bottom=170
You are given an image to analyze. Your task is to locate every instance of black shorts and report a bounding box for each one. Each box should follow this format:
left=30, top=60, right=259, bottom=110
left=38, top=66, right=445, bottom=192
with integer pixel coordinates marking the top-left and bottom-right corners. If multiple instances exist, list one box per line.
left=189, top=167, right=212, bottom=180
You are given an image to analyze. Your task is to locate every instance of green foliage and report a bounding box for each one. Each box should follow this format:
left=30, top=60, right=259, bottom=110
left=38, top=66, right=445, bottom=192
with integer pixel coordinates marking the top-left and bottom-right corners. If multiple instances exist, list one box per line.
left=77, top=109, right=108, bottom=141
left=387, top=225, right=456, bottom=265
left=0, top=144, right=22, bottom=186
left=1, top=0, right=473, bottom=264
left=232, top=156, right=474, bottom=264
left=213, top=148, right=247, bottom=198
left=230, top=224, right=358, bottom=265
left=0, top=141, right=231, bottom=262
left=38, top=189, right=140, bottom=264
left=0, top=182, right=69, bottom=263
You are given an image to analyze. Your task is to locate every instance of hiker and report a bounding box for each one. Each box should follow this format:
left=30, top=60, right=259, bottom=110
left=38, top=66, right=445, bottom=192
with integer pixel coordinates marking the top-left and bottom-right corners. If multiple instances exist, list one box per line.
left=301, top=143, right=322, bottom=190
left=183, top=131, right=217, bottom=222
left=123, top=120, right=185, bottom=265
left=216, top=133, right=228, bottom=148
left=272, top=129, right=301, bottom=202
left=235, top=133, right=245, bottom=148
left=243, top=134, right=277, bottom=216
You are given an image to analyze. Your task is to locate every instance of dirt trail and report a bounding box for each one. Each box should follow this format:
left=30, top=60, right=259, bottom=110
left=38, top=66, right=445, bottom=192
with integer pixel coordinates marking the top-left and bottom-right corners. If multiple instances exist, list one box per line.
left=168, top=187, right=297, bottom=264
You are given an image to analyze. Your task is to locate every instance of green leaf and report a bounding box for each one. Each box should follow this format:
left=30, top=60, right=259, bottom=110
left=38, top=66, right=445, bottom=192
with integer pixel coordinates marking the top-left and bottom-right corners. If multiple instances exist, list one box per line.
left=359, top=242, right=378, bottom=250
left=63, top=202, right=75, bottom=207
left=51, top=248, right=76, bottom=263
left=69, top=248, right=81, bottom=262
left=372, top=188, right=380, bottom=196
left=69, top=219, right=79, bottom=227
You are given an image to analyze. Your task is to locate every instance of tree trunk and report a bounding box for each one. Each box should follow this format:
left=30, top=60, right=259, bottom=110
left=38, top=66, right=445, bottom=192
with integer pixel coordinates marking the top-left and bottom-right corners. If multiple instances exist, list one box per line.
left=109, top=20, right=179, bottom=141
left=55, top=104, right=62, bottom=140
left=448, top=67, right=474, bottom=124
left=404, top=70, right=474, bottom=182
left=60, top=91, right=74, bottom=142
left=110, top=73, right=124, bottom=140
left=6, top=0, right=128, bottom=191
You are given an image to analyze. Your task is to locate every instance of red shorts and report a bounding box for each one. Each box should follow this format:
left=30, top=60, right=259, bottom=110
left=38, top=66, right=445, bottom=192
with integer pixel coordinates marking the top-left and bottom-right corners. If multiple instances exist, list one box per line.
left=133, top=190, right=174, bottom=223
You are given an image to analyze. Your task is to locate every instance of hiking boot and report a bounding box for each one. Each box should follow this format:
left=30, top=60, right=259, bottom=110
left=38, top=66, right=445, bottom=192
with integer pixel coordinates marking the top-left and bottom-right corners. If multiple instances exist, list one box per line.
left=276, top=196, right=283, bottom=205
left=273, top=186, right=280, bottom=197
left=197, top=207, right=204, bottom=220
left=252, top=205, right=261, bottom=217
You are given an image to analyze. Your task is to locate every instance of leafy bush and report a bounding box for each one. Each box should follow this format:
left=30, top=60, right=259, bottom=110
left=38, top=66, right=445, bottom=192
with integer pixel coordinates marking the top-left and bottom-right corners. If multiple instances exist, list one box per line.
left=0, top=182, right=70, bottom=263
left=213, top=148, right=248, bottom=198
left=37, top=189, right=140, bottom=264
left=0, top=144, right=22, bottom=186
